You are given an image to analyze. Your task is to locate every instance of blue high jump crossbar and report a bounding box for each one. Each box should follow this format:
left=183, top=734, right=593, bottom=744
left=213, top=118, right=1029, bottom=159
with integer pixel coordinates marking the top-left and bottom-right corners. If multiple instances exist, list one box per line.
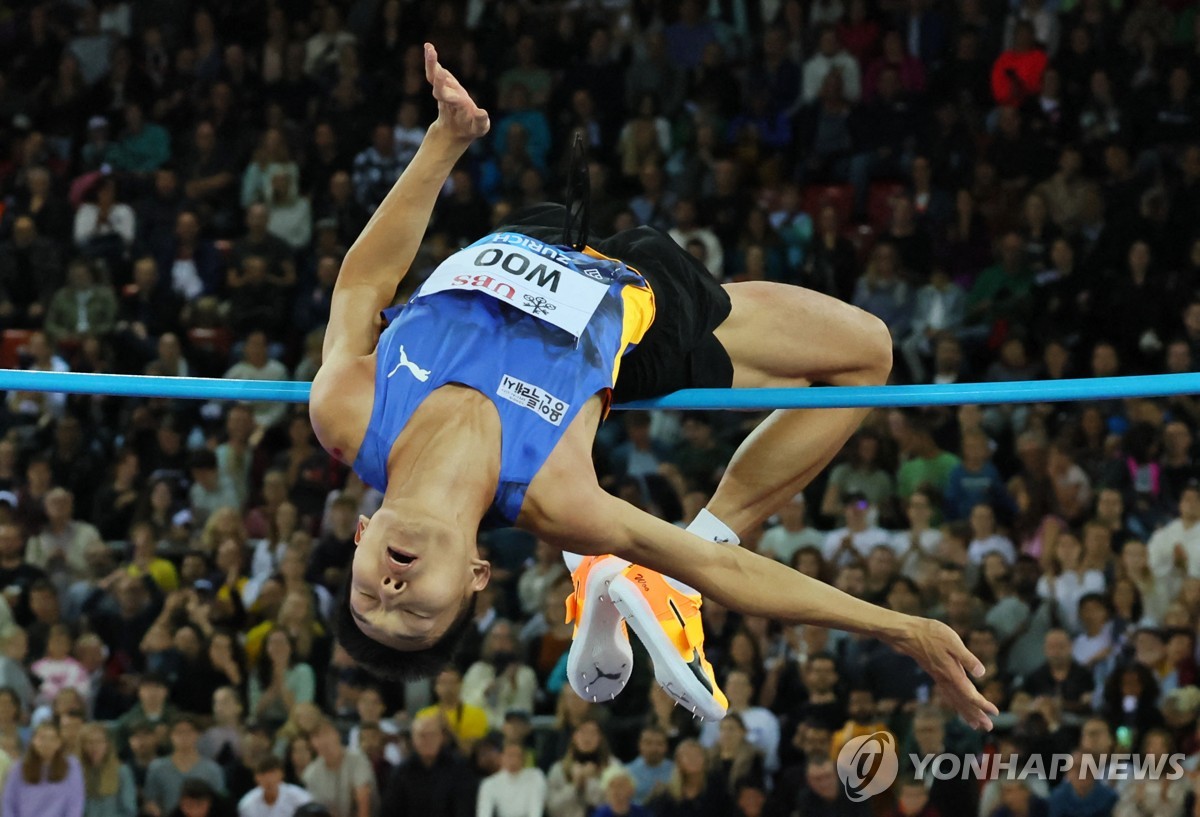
left=0, top=369, right=1197, bottom=410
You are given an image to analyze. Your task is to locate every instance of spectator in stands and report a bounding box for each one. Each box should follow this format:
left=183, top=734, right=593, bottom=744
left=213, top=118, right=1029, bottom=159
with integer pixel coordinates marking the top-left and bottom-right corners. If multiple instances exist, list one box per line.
left=0, top=216, right=63, bottom=328
left=26, top=488, right=102, bottom=586
left=222, top=332, right=289, bottom=431
left=546, top=719, right=622, bottom=817
left=759, top=494, right=824, bottom=565
left=992, top=20, right=1048, bottom=107
left=73, top=176, right=135, bottom=270
left=106, top=101, right=171, bottom=176
left=237, top=755, right=310, bottom=817
left=305, top=719, right=377, bottom=817
left=475, top=740, right=545, bottom=817
left=1, top=721, right=84, bottom=817
left=143, top=716, right=226, bottom=815
left=802, top=25, right=862, bottom=104
left=80, top=723, right=137, bottom=817
left=414, top=665, right=488, bottom=755
left=624, top=726, right=672, bottom=806
left=43, top=259, right=118, bottom=348
left=352, top=125, right=406, bottom=214
left=462, top=620, right=536, bottom=730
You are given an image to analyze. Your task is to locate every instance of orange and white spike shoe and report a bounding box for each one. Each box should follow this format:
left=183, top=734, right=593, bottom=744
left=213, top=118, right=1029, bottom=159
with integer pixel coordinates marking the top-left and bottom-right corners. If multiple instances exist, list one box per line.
left=607, top=566, right=728, bottom=721
left=564, top=555, right=634, bottom=703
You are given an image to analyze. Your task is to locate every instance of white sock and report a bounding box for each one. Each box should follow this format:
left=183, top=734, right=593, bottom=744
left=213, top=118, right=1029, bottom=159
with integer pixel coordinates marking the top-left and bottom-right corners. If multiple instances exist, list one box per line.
left=686, top=508, right=741, bottom=546
left=659, top=509, right=741, bottom=596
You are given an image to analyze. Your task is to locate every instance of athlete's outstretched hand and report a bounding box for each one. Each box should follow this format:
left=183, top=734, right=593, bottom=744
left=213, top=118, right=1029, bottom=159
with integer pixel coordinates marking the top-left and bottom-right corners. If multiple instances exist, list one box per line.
left=894, top=616, right=999, bottom=730
left=425, top=43, right=490, bottom=143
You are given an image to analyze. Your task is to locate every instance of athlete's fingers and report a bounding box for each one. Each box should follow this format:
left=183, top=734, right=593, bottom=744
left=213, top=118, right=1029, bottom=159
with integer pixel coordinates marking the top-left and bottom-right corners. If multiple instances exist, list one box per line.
left=955, top=641, right=986, bottom=678
left=424, top=43, right=439, bottom=85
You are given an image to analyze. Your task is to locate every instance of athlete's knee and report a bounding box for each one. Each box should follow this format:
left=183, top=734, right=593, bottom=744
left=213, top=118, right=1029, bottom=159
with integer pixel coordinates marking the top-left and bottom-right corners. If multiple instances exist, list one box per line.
left=847, top=310, right=893, bottom=386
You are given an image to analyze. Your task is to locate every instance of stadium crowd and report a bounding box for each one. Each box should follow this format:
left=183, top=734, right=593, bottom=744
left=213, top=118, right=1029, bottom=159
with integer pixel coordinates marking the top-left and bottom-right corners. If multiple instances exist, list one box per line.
left=0, top=0, right=1199, bottom=816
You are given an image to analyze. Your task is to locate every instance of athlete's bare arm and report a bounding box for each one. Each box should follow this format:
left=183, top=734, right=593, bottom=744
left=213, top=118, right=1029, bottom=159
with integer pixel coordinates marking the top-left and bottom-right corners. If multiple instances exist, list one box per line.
left=521, top=415, right=996, bottom=730
left=311, top=45, right=488, bottom=458
left=320, top=43, right=487, bottom=364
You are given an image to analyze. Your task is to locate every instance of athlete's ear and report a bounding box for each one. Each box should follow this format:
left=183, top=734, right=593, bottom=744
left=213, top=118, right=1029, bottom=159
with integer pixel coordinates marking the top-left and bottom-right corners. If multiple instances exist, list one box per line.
left=469, top=558, right=491, bottom=592
left=354, top=515, right=369, bottom=547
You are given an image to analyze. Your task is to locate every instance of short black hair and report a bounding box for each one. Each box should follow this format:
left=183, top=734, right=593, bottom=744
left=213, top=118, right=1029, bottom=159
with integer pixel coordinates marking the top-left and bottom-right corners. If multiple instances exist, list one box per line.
left=336, top=573, right=478, bottom=681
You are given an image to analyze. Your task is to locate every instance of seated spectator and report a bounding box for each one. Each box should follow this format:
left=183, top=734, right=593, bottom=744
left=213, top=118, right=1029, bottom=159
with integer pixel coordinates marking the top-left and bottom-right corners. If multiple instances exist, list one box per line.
left=821, top=431, right=895, bottom=521
left=30, top=624, right=89, bottom=708
left=802, top=25, right=862, bottom=104
left=0, top=216, right=64, bottom=329
left=229, top=204, right=297, bottom=290
left=263, top=170, right=311, bottom=251
left=792, top=758, right=869, bottom=817
left=759, top=494, right=823, bottom=565
left=157, top=211, right=222, bottom=300
left=594, top=767, right=648, bottom=817
left=1, top=721, right=84, bottom=817
left=462, top=620, right=537, bottom=730
left=26, top=488, right=102, bottom=586
left=546, top=719, right=623, bottom=817
left=475, top=740, right=546, bottom=817
left=7, top=166, right=72, bottom=245
left=1041, top=530, right=1106, bottom=632
left=247, top=628, right=315, bottom=732
left=853, top=242, right=912, bottom=340
left=625, top=726, right=673, bottom=805
left=897, top=416, right=962, bottom=502
left=179, top=121, right=239, bottom=235
left=415, top=665, right=489, bottom=755
left=106, top=101, right=170, bottom=176
left=237, top=755, right=311, bottom=817
left=187, top=452, right=239, bottom=531
left=352, top=124, right=406, bottom=214
left=823, top=492, right=892, bottom=567
left=969, top=503, right=1017, bottom=566
left=864, top=30, right=926, bottom=101
left=126, top=521, right=180, bottom=592
left=700, top=671, right=778, bottom=774
left=992, top=20, right=1048, bottom=107
left=43, top=259, right=117, bottom=348
left=1022, top=628, right=1094, bottom=715
left=143, top=716, right=226, bottom=815
left=304, top=719, right=376, bottom=817
left=1048, top=752, right=1116, bottom=817
left=228, top=256, right=288, bottom=340
left=80, top=723, right=137, bottom=817
left=168, top=778, right=230, bottom=817
left=945, top=432, right=1010, bottom=522
left=222, top=332, right=289, bottom=431
left=901, top=268, right=966, bottom=384
left=73, top=176, right=136, bottom=271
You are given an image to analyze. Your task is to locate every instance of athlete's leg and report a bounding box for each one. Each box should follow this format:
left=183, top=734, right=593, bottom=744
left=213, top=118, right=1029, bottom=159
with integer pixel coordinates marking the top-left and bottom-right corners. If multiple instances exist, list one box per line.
left=709, top=282, right=893, bottom=535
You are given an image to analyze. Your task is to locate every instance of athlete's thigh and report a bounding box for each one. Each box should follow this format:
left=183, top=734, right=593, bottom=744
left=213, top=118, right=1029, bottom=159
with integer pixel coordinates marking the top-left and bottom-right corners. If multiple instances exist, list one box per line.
left=714, top=281, right=892, bottom=388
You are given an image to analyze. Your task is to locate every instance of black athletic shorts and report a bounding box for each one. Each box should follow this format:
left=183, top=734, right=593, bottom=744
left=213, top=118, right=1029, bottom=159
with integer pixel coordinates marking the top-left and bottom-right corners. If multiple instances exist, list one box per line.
left=500, top=203, right=734, bottom=404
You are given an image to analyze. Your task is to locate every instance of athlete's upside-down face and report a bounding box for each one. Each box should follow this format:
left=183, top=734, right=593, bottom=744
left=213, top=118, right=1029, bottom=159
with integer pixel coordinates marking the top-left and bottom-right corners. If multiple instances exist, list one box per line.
left=349, top=507, right=490, bottom=649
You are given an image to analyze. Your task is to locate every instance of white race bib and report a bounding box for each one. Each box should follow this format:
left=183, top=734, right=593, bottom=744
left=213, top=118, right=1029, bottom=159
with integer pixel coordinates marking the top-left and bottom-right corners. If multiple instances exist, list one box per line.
left=416, top=234, right=611, bottom=339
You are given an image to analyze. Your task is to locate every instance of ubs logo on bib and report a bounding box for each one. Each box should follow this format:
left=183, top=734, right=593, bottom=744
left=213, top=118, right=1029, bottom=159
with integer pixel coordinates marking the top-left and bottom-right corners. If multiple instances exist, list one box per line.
left=836, top=731, right=899, bottom=802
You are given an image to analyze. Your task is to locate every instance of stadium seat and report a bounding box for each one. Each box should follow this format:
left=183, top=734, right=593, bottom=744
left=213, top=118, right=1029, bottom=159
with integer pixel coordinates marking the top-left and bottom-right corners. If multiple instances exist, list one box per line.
left=0, top=329, right=32, bottom=368
left=801, top=184, right=854, bottom=225
left=867, top=181, right=907, bottom=231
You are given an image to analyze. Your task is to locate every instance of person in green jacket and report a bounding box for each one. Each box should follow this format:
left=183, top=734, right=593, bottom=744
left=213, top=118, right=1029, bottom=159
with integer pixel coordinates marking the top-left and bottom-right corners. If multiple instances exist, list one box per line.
left=965, top=231, right=1034, bottom=333
left=43, top=259, right=118, bottom=347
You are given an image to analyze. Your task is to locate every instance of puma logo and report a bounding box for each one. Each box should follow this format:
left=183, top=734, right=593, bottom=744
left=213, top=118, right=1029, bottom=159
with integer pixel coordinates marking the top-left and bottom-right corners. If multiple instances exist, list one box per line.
left=590, top=665, right=626, bottom=684
left=387, top=346, right=431, bottom=382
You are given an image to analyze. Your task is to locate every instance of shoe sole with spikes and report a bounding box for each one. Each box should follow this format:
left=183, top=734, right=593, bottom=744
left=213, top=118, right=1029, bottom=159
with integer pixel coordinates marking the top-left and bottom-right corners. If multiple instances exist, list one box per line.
left=607, top=573, right=727, bottom=722
left=566, top=555, right=634, bottom=704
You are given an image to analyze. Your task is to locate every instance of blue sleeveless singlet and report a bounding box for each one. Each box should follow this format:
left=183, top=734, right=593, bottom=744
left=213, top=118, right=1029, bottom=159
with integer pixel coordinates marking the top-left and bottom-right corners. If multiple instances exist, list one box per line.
left=351, top=232, right=656, bottom=524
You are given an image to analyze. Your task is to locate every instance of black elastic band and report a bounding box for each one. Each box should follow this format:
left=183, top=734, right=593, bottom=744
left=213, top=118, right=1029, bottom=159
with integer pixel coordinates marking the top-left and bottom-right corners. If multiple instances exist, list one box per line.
left=562, top=132, right=590, bottom=252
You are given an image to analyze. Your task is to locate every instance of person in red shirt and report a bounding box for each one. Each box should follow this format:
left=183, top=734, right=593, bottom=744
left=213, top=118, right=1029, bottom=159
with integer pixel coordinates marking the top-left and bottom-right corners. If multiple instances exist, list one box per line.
left=991, top=21, right=1048, bottom=106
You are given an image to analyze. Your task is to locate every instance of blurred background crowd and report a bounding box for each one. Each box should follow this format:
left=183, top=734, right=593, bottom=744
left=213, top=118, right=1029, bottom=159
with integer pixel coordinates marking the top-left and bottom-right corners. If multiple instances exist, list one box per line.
left=0, top=1, right=1199, bottom=817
